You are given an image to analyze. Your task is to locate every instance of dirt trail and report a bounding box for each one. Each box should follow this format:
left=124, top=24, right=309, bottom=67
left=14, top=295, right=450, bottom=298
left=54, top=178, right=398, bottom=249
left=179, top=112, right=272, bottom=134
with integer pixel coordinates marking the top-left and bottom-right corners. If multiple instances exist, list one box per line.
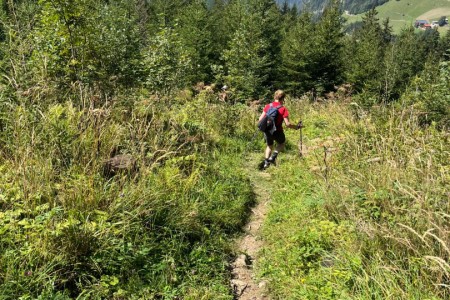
left=230, top=162, right=271, bottom=300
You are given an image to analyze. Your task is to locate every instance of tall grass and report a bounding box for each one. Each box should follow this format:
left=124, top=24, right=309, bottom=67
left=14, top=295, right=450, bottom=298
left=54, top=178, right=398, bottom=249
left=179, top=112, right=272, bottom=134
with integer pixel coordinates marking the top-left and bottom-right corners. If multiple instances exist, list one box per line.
left=0, top=88, right=256, bottom=299
left=258, top=98, right=449, bottom=299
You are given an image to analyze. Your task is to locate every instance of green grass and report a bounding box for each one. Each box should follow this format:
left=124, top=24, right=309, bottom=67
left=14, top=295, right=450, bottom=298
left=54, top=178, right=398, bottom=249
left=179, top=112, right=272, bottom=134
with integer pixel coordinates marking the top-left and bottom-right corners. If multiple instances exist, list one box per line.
left=345, top=0, right=450, bottom=34
left=256, top=99, right=449, bottom=299
left=1, top=87, right=448, bottom=299
left=0, top=91, right=256, bottom=299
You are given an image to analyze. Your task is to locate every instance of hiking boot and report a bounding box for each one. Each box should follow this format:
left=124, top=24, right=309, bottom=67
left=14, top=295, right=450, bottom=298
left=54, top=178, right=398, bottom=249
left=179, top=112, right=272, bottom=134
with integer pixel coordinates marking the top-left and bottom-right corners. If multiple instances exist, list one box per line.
left=268, top=155, right=277, bottom=165
left=263, top=159, right=270, bottom=170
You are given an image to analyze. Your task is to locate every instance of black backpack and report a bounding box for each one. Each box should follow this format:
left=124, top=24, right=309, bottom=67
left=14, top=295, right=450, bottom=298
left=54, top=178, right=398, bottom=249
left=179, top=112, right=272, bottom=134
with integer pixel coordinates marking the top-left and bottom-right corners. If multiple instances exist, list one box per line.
left=258, top=103, right=282, bottom=134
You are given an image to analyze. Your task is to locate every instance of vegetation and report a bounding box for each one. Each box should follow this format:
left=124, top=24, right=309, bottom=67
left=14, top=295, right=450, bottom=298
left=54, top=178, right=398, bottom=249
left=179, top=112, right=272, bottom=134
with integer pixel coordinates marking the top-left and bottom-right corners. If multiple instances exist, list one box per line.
left=0, top=0, right=448, bottom=299
left=277, top=0, right=389, bottom=14
left=344, top=0, right=450, bottom=34
left=259, top=96, right=449, bottom=299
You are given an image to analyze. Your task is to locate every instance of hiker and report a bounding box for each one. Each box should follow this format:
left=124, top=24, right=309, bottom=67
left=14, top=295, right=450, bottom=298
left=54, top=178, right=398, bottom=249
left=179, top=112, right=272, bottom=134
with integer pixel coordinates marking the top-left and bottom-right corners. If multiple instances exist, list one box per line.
left=219, top=85, right=228, bottom=102
left=258, top=90, right=300, bottom=169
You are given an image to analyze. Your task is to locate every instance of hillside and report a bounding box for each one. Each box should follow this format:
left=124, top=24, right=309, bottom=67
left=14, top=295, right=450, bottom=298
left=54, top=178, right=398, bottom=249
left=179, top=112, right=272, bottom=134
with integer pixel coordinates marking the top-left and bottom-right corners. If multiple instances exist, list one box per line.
left=345, top=0, right=450, bottom=33
left=277, top=0, right=389, bottom=14
left=0, top=0, right=449, bottom=298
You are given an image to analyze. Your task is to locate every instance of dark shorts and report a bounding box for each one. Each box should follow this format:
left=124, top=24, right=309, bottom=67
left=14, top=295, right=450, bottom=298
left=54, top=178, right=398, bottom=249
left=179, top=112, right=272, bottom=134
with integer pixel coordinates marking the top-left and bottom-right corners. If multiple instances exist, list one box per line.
left=264, top=130, right=286, bottom=146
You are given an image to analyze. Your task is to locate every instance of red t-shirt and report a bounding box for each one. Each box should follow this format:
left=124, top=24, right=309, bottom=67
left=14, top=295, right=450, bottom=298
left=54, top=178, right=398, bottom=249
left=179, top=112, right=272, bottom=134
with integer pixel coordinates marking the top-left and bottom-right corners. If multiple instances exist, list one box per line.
left=263, top=102, right=289, bottom=131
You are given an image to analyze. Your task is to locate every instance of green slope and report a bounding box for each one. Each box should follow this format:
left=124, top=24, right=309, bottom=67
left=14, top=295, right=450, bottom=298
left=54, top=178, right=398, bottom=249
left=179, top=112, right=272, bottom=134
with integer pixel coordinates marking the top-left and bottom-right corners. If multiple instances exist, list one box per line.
left=345, top=0, right=450, bottom=34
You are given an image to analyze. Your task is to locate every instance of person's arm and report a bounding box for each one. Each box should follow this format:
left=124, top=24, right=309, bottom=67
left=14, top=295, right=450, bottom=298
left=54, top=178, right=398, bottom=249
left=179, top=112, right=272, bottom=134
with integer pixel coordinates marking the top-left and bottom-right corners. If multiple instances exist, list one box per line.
left=258, top=111, right=266, bottom=122
left=284, top=117, right=299, bottom=130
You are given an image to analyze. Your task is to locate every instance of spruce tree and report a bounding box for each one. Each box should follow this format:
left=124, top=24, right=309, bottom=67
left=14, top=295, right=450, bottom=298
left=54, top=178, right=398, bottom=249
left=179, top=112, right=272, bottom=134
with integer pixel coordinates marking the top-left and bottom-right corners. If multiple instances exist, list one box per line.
left=209, top=0, right=232, bottom=62
left=383, top=27, right=426, bottom=101
left=220, top=0, right=281, bottom=100
left=279, top=11, right=315, bottom=95
left=281, top=0, right=289, bottom=15
left=176, top=0, right=215, bottom=84
left=345, top=9, right=388, bottom=99
left=439, top=29, right=450, bottom=60
left=311, top=0, right=345, bottom=93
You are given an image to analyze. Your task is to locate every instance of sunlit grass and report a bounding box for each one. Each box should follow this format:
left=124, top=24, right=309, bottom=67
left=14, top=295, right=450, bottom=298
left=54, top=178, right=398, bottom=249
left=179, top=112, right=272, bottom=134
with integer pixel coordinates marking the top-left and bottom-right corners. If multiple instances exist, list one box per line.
left=257, top=99, right=449, bottom=299
left=0, top=91, right=255, bottom=299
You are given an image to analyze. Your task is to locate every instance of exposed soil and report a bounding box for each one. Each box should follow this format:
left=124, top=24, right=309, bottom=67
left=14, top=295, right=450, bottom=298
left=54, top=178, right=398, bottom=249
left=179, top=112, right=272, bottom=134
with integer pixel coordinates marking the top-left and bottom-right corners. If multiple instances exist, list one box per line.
left=230, top=162, right=271, bottom=300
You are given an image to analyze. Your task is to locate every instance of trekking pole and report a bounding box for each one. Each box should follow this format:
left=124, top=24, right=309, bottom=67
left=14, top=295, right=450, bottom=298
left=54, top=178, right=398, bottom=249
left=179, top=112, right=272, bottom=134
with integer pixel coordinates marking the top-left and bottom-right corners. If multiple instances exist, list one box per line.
left=297, top=121, right=303, bottom=157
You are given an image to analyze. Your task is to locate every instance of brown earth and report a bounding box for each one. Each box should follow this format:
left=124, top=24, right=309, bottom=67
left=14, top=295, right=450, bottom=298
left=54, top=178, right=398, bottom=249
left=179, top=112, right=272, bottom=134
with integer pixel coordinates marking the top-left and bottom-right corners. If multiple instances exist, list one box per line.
left=230, top=164, right=271, bottom=300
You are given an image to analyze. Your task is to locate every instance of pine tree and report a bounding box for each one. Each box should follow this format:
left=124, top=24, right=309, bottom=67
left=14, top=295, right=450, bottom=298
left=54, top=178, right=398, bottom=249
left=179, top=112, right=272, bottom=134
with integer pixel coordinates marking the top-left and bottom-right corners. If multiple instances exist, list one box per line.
left=279, top=11, right=315, bottom=95
left=383, top=27, right=427, bottom=101
left=439, top=29, right=450, bottom=60
left=176, top=0, right=215, bottom=84
left=220, top=0, right=282, bottom=100
left=311, top=0, right=345, bottom=93
left=345, top=9, right=388, bottom=99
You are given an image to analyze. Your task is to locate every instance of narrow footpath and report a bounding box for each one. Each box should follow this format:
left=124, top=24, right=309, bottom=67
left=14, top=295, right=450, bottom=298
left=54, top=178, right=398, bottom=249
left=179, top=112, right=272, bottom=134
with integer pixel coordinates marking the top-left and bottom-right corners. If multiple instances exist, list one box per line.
left=230, top=155, right=272, bottom=300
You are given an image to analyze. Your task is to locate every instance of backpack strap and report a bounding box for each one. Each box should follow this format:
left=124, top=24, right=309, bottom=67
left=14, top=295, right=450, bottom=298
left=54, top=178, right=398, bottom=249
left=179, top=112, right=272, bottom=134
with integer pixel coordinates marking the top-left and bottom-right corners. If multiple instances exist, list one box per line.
left=269, top=103, right=283, bottom=110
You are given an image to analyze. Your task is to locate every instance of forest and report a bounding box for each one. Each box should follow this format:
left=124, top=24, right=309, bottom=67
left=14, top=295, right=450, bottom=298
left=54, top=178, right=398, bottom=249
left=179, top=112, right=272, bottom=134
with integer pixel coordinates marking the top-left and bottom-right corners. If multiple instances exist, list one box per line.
left=276, top=0, right=389, bottom=14
left=0, top=0, right=449, bottom=299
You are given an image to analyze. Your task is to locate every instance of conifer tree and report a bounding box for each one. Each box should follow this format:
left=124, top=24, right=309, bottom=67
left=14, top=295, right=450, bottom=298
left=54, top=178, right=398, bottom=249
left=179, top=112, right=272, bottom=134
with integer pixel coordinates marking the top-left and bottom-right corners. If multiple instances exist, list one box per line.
left=383, top=27, right=427, bottom=101
left=281, top=0, right=290, bottom=15
left=279, top=11, right=315, bottom=95
left=208, top=0, right=233, bottom=62
left=311, top=0, right=345, bottom=93
left=381, top=17, right=393, bottom=44
left=345, top=9, right=388, bottom=99
left=220, top=0, right=281, bottom=100
left=176, top=0, right=215, bottom=84
left=418, top=28, right=440, bottom=61
left=439, top=29, right=450, bottom=60
left=279, top=0, right=298, bottom=38
left=249, top=0, right=282, bottom=86
left=146, top=0, right=188, bottom=30
left=290, top=3, right=299, bottom=18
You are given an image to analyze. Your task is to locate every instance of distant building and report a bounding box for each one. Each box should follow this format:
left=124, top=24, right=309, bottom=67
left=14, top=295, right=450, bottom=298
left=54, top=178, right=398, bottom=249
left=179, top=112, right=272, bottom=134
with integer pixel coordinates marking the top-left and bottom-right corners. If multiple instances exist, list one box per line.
left=414, top=20, right=429, bottom=28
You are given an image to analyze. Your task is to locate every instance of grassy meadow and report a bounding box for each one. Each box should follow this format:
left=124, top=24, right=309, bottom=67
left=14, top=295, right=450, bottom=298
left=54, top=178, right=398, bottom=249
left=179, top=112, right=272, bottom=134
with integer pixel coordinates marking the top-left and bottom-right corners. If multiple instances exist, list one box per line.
left=345, top=0, right=450, bottom=33
left=1, top=86, right=448, bottom=299
left=256, top=96, right=449, bottom=299
left=0, top=88, right=259, bottom=299
left=0, top=0, right=449, bottom=298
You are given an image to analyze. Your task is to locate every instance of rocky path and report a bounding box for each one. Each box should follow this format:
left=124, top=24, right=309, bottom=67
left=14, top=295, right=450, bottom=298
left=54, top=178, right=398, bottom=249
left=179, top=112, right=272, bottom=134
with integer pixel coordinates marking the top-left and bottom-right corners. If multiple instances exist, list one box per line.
left=230, top=160, right=272, bottom=300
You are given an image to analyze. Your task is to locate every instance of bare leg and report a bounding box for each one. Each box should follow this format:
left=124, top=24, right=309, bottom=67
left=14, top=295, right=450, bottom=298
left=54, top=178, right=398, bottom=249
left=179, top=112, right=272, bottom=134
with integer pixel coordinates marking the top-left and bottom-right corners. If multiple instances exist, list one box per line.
left=265, top=145, right=273, bottom=159
left=275, top=143, right=285, bottom=153
left=268, top=143, right=285, bottom=163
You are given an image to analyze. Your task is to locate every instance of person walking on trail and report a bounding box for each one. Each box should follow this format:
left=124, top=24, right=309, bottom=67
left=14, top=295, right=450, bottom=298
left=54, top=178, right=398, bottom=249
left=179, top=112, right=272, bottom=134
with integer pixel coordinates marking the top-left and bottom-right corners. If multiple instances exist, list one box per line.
left=258, top=90, right=300, bottom=169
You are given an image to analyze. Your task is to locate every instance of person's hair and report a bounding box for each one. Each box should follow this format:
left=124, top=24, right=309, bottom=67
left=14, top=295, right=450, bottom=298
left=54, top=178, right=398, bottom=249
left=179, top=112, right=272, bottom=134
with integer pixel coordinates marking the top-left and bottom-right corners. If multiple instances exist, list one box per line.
left=274, top=90, right=286, bottom=101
